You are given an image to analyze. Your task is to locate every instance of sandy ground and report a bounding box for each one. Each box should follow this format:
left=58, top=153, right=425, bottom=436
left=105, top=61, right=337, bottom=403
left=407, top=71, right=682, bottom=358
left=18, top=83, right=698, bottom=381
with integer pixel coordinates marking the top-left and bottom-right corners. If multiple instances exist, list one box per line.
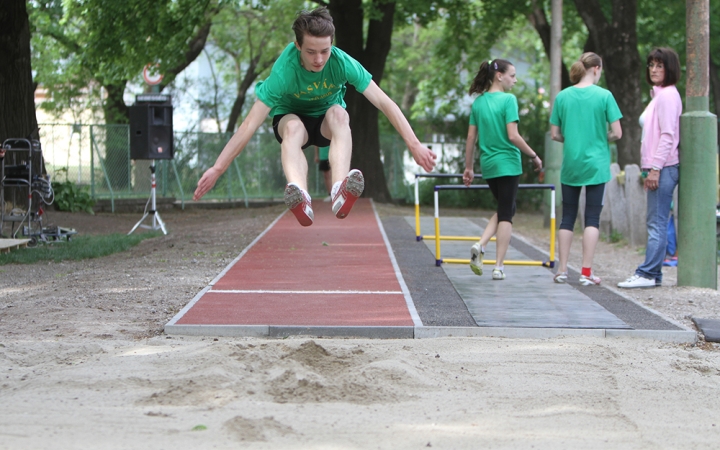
left=1, top=203, right=720, bottom=449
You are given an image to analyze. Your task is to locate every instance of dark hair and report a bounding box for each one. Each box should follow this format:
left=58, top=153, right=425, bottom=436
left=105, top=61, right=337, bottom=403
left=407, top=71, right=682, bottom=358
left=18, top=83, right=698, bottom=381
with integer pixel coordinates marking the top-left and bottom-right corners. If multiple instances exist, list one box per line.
left=646, top=47, right=681, bottom=87
left=292, top=7, right=335, bottom=46
left=468, top=59, right=513, bottom=95
left=569, top=52, right=603, bottom=84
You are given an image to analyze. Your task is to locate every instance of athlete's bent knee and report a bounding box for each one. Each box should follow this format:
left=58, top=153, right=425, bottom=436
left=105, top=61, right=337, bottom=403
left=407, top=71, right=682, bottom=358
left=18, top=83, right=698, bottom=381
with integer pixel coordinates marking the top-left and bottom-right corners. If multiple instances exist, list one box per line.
left=283, top=118, right=305, bottom=135
left=325, top=105, right=349, bottom=126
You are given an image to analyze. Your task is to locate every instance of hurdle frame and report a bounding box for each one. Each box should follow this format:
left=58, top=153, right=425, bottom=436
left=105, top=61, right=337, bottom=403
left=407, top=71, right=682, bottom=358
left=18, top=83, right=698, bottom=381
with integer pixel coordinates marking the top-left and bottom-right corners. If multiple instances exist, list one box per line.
left=432, top=184, right=556, bottom=268
left=414, top=173, right=483, bottom=241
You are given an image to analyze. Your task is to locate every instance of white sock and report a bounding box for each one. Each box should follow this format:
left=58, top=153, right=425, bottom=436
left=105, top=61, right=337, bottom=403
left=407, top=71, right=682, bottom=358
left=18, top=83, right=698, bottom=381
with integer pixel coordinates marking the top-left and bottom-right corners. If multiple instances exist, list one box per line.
left=495, top=265, right=504, bottom=271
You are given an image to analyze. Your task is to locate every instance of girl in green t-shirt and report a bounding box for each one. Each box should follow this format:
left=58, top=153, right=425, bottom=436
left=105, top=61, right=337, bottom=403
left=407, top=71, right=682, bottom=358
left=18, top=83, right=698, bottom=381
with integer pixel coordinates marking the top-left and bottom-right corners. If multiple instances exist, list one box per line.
left=549, top=52, right=623, bottom=286
left=463, top=59, right=543, bottom=280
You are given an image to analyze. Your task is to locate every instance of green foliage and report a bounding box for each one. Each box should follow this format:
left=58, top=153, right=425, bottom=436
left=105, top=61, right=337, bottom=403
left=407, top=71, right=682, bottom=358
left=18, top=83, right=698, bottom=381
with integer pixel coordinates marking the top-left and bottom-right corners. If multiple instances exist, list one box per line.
left=0, top=232, right=160, bottom=265
left=198, top=0, right=304, bottom=131
left=30, top=0, right=216, bottom=120
left=411, top=0, right=488, bottom=120
left=606, top=230, right=626, bottom=244
left=52, top=169, right=96, bottom=214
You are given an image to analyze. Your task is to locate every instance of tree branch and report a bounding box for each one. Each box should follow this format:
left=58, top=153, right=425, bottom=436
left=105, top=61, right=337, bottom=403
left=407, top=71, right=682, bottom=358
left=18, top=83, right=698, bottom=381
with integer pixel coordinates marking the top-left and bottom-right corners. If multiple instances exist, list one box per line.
left=363, top=0, right=395, bottom=82
left=572, top=0, right=609, bottom=49
left=160, top=19, right=214, bottom=90
left=526, top=1, right=571, bottom=89
left=45, top=28, right=82, bottom=54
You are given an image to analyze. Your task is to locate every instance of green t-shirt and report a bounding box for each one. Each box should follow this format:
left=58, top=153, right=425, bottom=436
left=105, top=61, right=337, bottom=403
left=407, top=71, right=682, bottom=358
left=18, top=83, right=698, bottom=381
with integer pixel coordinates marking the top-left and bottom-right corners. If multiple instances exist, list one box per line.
left=318, top=145, right=330, bottom=161
left=550, top=84, right=623, bottom=186
left=255, top=43, right=372, bottom=117
left=469, top=92, right=522, bottom=179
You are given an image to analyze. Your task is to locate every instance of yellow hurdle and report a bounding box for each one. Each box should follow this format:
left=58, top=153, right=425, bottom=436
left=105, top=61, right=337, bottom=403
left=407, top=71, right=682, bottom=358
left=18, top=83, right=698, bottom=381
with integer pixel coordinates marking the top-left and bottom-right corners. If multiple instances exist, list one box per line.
left=432, top=184, right=556, bottom=268
left=414, top=173, right=482, bottom=241
left=442, top=259, right=548, bottom=266
left=422, top=235, right=496, bottom=242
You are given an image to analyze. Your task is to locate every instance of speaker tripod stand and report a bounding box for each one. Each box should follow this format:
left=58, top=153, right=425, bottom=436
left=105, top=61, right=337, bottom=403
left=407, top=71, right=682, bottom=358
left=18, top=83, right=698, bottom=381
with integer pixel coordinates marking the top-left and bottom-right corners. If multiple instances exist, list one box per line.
left=128, top=160, right=167, bottom=235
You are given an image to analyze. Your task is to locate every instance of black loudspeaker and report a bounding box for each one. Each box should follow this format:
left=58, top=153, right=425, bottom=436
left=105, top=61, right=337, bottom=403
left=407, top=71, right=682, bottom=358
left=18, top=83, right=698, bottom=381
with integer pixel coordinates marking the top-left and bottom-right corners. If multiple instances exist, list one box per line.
left=129, top=95, right=174, bottom=160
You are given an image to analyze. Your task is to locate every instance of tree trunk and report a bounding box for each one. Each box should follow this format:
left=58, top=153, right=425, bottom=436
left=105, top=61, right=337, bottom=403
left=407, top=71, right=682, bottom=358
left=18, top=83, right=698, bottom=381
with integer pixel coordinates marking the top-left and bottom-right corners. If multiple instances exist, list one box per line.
left=573, top=0, right=643, bottom=168
left=0, top=0, right=39, bottom=142
left=225, top=54, right=277, bottom=133
left=527, top=1, right=571, bottom=89
left=328, top=0, right=395, bottom=202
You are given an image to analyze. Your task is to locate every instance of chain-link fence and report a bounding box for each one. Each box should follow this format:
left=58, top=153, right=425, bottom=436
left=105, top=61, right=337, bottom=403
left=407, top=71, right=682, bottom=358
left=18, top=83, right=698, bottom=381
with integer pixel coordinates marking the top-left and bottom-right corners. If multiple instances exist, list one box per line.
left=38, top=124, right=415, bottom=211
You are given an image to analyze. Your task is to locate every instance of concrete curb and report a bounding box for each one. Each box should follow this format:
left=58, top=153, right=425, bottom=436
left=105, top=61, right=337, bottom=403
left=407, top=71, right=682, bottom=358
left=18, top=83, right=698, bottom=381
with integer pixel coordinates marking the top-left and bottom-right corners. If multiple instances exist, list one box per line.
left=164, top=324, right=696, bottom=343
left=164, top=325, right=414, bottom=339
left=417, top=326, right=696, bottom=343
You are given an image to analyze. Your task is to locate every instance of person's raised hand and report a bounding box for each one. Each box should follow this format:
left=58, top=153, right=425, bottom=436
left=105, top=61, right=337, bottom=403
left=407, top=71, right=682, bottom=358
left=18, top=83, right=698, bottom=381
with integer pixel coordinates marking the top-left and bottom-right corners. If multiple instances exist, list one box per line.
left=193, top=167, right=222, bottom=201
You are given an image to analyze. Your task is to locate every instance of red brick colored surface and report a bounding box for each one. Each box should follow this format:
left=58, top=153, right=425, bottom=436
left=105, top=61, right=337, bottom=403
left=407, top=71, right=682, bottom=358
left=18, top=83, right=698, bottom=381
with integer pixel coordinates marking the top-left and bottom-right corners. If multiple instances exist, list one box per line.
left=177, top=199, right=414, bottom=326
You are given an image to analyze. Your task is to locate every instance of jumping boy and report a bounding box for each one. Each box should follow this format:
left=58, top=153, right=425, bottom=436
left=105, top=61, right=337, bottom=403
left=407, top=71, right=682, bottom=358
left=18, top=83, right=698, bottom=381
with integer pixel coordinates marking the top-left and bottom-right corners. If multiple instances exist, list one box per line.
left=193, top=7, right=436, bottom=226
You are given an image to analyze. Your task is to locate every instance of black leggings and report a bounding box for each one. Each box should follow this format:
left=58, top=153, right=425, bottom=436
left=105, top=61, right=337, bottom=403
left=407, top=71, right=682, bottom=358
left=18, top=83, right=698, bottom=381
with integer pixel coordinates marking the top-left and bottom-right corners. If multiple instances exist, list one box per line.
left=560, top=183, right=605, bottom=231
left=486, top=175, right=519, bottom=223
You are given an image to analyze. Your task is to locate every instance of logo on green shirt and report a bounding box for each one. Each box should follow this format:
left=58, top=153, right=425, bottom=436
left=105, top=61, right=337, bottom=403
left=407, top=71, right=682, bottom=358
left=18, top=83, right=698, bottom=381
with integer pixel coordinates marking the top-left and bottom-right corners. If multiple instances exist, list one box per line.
left=293, top=80, right=339, bottom=100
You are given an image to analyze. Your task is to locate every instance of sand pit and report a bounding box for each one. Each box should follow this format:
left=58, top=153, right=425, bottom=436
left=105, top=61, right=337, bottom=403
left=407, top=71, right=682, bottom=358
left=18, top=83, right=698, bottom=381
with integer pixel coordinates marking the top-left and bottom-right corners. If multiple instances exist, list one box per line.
left=1, top=204, right=719, bottom=447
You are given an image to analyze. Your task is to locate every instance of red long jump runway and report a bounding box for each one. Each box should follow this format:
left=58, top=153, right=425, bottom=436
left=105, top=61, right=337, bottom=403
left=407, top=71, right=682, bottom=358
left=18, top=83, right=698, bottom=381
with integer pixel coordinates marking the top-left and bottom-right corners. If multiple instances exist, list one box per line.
left=165, top=199, right=420, bottom=338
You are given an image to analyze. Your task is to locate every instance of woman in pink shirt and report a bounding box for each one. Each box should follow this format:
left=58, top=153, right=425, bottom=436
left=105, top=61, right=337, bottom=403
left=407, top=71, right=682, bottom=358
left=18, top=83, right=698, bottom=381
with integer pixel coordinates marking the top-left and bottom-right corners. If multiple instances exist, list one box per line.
left=618, top=48, right=682, bottom=289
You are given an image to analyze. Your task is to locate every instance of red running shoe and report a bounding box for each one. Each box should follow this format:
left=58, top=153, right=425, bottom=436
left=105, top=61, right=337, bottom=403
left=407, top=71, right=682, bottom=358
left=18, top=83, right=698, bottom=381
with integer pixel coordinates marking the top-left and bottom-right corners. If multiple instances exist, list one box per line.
left=332, top=169, right=364, bottom=219
left=284, top=183, right=313, bottom=226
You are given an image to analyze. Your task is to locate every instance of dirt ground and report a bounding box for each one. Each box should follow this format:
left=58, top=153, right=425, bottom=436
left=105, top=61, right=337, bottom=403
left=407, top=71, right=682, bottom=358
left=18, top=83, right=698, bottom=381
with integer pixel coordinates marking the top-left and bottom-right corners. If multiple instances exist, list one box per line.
left=1, top=202, right=719, bottom=449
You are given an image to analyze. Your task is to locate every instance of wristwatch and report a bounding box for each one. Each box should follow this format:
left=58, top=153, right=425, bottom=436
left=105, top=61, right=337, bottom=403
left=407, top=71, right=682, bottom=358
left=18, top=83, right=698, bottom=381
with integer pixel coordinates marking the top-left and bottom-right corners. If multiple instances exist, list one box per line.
left=651, top=166, right=661, bottom=172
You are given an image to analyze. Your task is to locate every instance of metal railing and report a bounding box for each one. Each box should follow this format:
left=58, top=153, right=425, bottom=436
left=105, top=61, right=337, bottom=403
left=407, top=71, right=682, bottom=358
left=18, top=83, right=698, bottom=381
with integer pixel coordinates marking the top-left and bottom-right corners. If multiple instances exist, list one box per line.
left=38, top=124, right=418, bottom=211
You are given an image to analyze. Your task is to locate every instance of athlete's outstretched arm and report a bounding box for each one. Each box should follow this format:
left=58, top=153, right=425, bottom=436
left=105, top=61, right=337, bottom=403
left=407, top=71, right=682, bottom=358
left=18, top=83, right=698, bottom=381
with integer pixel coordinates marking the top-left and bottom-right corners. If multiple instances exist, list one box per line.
left=194, top=100, right=271, bottom=200
left=361, top=81, right=437, bottom=172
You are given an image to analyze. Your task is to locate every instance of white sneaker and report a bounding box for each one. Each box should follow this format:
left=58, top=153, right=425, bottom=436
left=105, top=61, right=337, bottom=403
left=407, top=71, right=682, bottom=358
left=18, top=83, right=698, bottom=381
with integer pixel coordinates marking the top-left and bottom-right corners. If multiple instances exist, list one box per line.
left=554, top=272, right=568, bottom=283
left=579, top=273, right=601, bottom=286
left=470, top=243, right=483, bottom=276
left=492, top=268, right=505, bottom=280
left=332, top=169, right=364, bottom=219
left=284, top=183, right=313, bottom=227
left=617, top=274, right=656, bottom=289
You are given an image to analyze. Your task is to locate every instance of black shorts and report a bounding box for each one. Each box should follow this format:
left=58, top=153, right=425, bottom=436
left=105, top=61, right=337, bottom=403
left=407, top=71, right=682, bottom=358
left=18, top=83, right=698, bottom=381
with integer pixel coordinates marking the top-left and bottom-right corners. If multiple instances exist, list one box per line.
left=272, top=113, right=331, bottom=149
left=560, top=183, right=605, bottom=231
left=486, top=175, right=520, bottom=223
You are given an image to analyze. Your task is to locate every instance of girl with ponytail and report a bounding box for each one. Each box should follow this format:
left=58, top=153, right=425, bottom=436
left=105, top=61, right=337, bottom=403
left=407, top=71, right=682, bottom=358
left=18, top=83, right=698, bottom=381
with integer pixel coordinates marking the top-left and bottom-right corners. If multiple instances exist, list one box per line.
left=550, top=52, right=623, bottom=286
left=463, top=59, right=543, bottom=281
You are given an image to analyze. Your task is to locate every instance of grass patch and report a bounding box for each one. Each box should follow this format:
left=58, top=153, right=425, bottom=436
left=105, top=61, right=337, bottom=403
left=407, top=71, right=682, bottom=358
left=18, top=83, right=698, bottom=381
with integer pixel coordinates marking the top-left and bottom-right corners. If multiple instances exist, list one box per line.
left=604, top=230, right=626, bottom=244
left=0, top=232, right=162, bottom=265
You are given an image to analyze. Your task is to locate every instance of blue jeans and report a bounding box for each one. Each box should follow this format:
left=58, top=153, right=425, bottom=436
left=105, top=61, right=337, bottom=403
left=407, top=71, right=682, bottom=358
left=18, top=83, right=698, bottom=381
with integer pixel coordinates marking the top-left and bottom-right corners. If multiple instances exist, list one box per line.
left=636, top=165, right=679, bottom=283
